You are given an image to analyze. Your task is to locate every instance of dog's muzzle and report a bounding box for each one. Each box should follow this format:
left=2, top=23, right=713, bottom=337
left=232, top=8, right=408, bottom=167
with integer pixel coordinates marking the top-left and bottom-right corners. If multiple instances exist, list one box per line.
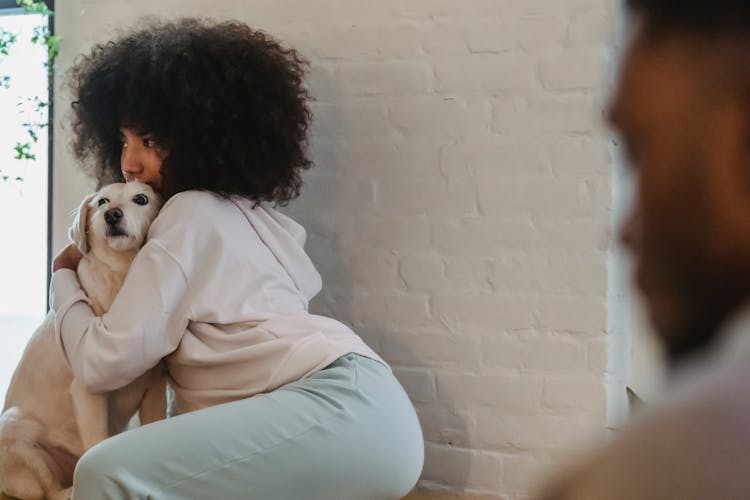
left=105, top=208, right=128, bottom=237
left=105, top=208, right=123, bottom=225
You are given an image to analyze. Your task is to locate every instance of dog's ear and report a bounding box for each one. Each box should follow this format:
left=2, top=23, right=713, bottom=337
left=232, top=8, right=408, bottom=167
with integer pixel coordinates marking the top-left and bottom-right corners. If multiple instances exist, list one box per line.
left=68, top=193, right=97, bottom=254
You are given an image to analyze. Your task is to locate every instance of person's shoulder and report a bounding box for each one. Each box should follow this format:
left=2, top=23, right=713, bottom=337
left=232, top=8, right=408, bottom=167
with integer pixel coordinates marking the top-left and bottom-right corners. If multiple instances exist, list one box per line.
left=148, top=190, right=233, bottom=238
left=162, top=190, right=228, bottom=213
left=159, top=190, right=237, bottom=221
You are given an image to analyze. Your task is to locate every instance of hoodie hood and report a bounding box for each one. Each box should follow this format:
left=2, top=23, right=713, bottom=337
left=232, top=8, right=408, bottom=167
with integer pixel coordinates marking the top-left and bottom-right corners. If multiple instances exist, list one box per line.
left=229, top=198, right=322, bottom=301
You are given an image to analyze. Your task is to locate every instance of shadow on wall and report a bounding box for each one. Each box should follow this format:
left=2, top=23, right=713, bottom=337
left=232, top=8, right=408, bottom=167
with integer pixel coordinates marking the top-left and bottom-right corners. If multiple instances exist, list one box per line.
left=280, top=54, right=473, bottom=493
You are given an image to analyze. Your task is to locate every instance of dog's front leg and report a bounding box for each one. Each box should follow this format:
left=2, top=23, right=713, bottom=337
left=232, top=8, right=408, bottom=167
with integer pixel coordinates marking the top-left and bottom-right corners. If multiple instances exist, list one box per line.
left=138, top=368, right=167, bottom=425
left=70, top=379, right=108, bottom=451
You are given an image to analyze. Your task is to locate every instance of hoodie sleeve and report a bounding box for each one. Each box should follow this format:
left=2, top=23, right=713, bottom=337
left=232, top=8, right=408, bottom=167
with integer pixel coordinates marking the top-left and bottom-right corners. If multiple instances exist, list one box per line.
left=51, top=239, right=190, bottom=392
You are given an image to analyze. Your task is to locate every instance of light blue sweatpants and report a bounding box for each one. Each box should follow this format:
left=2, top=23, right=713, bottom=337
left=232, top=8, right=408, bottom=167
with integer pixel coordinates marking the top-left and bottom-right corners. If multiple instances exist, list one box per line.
left=71, top=353, right=424, bottom=499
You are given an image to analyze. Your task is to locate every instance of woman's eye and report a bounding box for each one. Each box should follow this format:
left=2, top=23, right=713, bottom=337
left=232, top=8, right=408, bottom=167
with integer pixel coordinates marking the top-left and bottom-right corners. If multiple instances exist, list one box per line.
left=143, top=137, right=156, bottom=148
left=133, top=194, right=148, bottom=206
left=97, top=198, right=109, bottom=207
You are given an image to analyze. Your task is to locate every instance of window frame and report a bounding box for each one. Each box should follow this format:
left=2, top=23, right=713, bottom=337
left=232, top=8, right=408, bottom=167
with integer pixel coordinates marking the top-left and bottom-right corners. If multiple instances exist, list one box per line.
left=0, top=0, right=55, bottom=308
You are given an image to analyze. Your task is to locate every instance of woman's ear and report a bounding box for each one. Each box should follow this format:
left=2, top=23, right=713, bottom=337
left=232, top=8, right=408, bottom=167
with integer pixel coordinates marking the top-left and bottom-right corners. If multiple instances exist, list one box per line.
left=68, top=193, right=97, bottom=254
left=702, top=84, right=750, bottom=213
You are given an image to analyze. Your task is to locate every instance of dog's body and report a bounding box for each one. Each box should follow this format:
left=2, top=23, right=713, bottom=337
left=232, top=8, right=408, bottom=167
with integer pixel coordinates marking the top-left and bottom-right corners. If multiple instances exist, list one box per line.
left=0, top=182, right=165, bottom=500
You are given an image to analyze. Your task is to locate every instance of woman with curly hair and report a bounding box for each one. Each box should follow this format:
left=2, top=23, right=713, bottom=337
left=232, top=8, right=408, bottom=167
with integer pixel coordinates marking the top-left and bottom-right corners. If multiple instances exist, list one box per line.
left=50, top=18, right=423, bottom=499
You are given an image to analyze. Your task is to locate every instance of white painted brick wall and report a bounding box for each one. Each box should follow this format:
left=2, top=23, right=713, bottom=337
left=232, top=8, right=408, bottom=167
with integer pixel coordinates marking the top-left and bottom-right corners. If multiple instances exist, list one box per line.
left=53, top=1, right=615, bottom=498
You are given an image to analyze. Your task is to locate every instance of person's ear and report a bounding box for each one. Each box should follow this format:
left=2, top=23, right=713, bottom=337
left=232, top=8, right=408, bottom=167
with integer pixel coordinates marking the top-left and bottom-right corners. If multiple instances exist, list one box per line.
left=739, top=90, right=750, bottom=202
left=727, top=95, right=750, bottom=208
left=718, top=48, right=750, bottom=206
left=699, top=79, right=750, bottom=212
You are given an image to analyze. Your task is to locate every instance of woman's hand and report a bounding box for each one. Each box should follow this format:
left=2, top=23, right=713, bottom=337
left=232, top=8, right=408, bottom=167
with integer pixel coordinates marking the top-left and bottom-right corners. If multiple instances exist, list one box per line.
left=53, top=243, right=84, bottom=273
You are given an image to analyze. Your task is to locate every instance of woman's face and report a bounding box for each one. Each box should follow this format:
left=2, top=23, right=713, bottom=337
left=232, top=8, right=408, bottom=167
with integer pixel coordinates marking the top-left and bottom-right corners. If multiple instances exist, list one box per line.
left=119, top=127, right=168, bottom=193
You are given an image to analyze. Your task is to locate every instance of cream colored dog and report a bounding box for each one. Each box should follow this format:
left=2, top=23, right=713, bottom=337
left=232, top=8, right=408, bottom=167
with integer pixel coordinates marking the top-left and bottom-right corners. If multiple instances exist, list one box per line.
left=0, top=182, right=166, bottom=500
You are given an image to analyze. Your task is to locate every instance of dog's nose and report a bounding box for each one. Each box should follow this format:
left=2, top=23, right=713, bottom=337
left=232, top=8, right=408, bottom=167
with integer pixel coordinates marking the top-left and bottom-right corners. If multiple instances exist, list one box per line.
left=104, top=207, right=123, bottom=225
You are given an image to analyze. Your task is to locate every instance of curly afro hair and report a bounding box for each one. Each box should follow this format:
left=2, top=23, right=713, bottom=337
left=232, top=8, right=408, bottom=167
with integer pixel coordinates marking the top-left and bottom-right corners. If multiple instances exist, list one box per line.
left=69, top=18, right=313, bottom=204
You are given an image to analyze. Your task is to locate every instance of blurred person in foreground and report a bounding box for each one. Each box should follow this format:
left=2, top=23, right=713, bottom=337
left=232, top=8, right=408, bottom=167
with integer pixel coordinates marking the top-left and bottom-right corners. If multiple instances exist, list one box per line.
left=536, top=1, right=750, bottom=499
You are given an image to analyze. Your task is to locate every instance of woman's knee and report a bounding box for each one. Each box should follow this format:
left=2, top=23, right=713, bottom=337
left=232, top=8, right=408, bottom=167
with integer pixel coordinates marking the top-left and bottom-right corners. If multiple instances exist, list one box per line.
left=72, top=439, right=126, bottom=499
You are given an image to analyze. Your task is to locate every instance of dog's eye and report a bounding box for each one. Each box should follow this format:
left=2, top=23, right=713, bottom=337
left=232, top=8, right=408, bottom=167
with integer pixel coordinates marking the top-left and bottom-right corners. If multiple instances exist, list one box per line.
left=97, top=198, right=109, bottom=207
left=133, top=194, right=149, bottom=206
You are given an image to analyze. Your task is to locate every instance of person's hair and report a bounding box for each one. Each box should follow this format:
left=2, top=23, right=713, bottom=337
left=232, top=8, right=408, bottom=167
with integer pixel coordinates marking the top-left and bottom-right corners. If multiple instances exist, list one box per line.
left=626, top=1, right=750, bottom=38
left=69, top=18, right=313, bottom=204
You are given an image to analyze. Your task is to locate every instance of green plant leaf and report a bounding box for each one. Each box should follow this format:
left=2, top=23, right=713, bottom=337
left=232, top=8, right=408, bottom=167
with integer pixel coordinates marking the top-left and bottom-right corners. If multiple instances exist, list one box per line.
left=13, top=142, right=36, bottom=161
left=0, top=30, right=17, bottom=58
left=16, top=0, right=51, bottom=16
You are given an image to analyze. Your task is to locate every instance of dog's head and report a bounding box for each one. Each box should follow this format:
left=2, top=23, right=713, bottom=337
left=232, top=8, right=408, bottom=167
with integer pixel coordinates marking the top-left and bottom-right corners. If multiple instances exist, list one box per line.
left=70, top=182, right=163, bottom=254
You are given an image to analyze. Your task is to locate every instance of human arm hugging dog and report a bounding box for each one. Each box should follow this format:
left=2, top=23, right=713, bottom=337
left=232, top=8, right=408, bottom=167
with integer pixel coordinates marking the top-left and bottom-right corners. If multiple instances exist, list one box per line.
left=51, top=244, right=82, bottom=273
left=51, top=223, right=187, bottom=392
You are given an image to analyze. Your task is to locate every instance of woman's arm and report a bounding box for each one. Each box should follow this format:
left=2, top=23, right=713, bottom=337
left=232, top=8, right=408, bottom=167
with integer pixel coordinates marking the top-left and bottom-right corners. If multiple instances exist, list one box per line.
left=51, top=240, right=191, bottom=392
